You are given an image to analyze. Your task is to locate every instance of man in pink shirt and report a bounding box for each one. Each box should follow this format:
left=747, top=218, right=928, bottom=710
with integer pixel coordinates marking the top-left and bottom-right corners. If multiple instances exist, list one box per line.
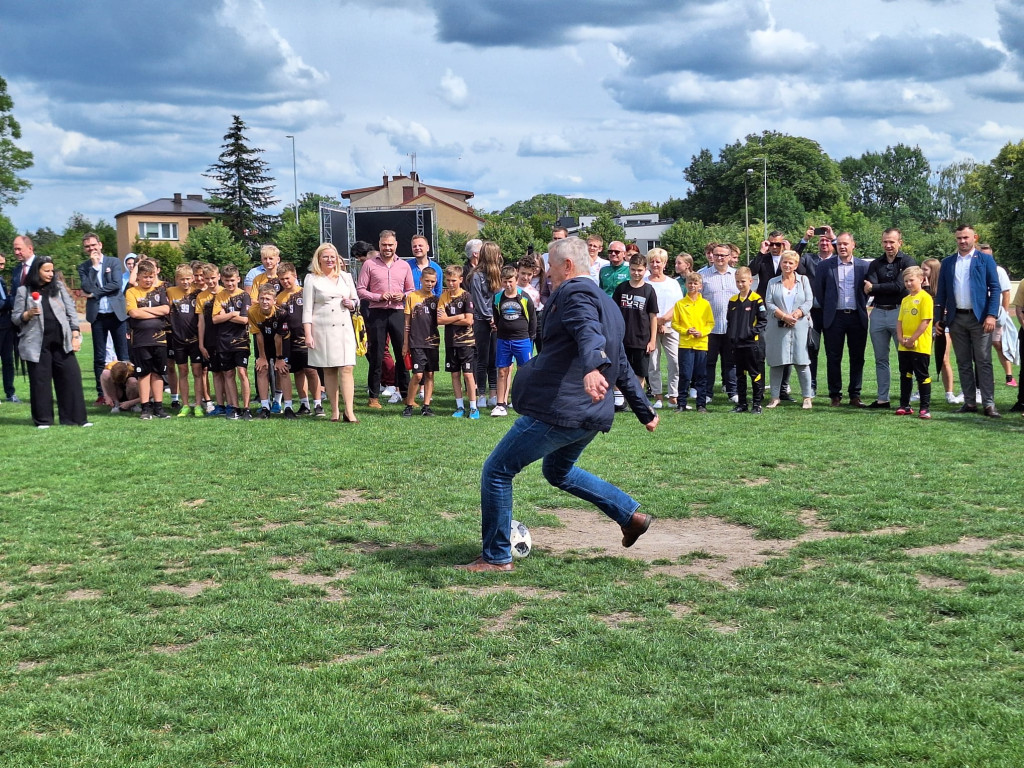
left=357, top=229, right=415, bottom=408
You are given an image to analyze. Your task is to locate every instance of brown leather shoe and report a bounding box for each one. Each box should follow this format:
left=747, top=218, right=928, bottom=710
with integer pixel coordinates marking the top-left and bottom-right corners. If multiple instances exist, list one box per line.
left=455, top=557, right=514, bottom=572
left=621, top=512, right=652, bottom=548
left=830, top=396, right=842, bottom=407
left=955, top=404, right=978, bottom=414
left=367, top=398, right=382, bottom=409
left=984, top=405, right=1002, bottom=418
left=849, top=396, right=866, bottom=408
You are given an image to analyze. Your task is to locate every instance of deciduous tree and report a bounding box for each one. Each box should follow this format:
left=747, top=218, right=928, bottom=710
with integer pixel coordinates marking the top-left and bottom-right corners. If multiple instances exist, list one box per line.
left=0, top=76, right=33, bottom=210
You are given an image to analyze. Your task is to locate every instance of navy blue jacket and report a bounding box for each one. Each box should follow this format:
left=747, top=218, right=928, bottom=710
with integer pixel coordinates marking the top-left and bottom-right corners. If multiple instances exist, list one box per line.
left=934, top=249, right=1001, bottom=326
left=0, top=274, right=12, bottom=328
left=812, top=256, right=871, bottom=330
left=511, top=276, right=655, bottom=432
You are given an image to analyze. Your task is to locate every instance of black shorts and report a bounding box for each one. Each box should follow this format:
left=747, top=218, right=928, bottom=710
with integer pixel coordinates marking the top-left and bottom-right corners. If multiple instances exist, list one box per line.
left=410, top=347, right=439, bottom=373
left=624, top=347, right=650, bottom=379
left=133, top=345, right=168, bottom=377
left=170, top=341, right=202, bottom=365
left=445, top=345, right=476, bottom=373
left=214, top=349, right=249, bottom=372
left=285, top=348, right=310, bottom=373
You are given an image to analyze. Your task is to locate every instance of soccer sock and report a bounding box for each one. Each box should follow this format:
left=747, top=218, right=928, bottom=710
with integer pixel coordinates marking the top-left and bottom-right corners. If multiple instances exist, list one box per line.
left=171, top=394, right=180, bottom=403
left=261, top=399, right=270, bottom=409
left=313, top=398, right=322, bottom=407
left=274, top=390, right=283, bottom=405
left=455, top=397, right=464, bottom=408
left=284, top=400, right=293, bottom=410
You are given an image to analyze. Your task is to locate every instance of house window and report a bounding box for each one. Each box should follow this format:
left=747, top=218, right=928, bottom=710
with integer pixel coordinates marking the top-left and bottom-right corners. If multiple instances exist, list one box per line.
left=138, top=222, right=179, bottom=240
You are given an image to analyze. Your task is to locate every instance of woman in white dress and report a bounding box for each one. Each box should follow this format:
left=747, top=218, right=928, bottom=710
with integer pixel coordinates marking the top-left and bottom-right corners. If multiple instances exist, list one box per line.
left=763, top=250, right=814, bottom=409
left=303, top=243, right=359, bottom=422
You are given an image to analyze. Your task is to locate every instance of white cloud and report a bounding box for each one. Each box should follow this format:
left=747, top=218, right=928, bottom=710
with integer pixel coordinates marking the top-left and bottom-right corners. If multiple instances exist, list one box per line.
left=608, top=43, right=633, bottom=67
left=438, top=68, right=469, bottom=108
left=518, top=134, right=591, bottom=157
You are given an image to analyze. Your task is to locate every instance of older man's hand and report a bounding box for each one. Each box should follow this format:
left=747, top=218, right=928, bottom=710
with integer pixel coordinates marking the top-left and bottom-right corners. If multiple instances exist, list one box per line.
left=583, top=370, right=608, bottom=402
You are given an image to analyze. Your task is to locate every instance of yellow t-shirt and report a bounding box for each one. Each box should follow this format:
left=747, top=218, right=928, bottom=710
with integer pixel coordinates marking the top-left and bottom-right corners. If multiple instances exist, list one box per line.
left=670, top=294, right=715, bottom=351
left=898, top=290, right=933, bottom=355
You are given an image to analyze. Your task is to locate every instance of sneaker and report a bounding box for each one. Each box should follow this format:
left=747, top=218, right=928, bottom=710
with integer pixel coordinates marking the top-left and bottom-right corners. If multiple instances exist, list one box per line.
left=1009, top=377, right=1019, bottom=388
left=730, top=405, right=749, bottom=413
left=729, top=394, right=740, bottom=404
left=256, top=407, right=271, bottom=419
left=388, top=391, right=403, bottom=404
left=227, top=408, right=240, bottom=420
left=176, top=405, right=193, bottom=417
left=382, top=385, right=397, bottom=398
left=240, top=408, right=253, bottom=420
left=452, top=408, right=465, bottom=418
left=314, top=403, right=326, bottom=416
left=37, top=424, right=51, bottom=429
left=752, top=405, right=763, bottom=414
left=476, top=396, right=487, bottom=409
left=110, top=406, right=121, bottom=414
left=153, top=406, right=171, bottom=419
left=270, top=401, right=282, bottom=414
left=421, top=404, right=435, bottom=416
left=705, top=395, right=713, bottom=405
left=976, top=390, right=983, bottom=405
left=945, top=391, right=961, bottom=404
left=94, top=396, right=106, bottom=406
left=910, top=392, right=920, bottom=402
left=169, top=400, right=182, bottom=412
left=139, top=410, right=153, bottom=421
left=653, top=399, right=663, bottom=410
left=1009, top=402, right=1024, bottom=413
left=895, top=406, right=914, bottom=416
left=491, top=404, right=507, bottom=417
left=402, top=405, right=414, bottom=417
left=297, top=403, right=311, bottom=416
left=211, top=404, right=226, bottom=417
left=919, top=408, right=932, bottom=420
left=469, top=408, right=480, bottom=420
left=7, top=395, right=21, bottom=403
left=696, top=406, right=708, bottom=413
left=779, top=391, right=795, bottom=402
left=81, top=422, right=94, bottom=428
left=283, top=407, right=297, bottom=420
left=163, top=386, right=172, bottom=394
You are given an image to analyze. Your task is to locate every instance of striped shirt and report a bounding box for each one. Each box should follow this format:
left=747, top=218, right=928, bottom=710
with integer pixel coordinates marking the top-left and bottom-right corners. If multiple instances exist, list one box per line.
left=696, top=265, right=737, bottom=335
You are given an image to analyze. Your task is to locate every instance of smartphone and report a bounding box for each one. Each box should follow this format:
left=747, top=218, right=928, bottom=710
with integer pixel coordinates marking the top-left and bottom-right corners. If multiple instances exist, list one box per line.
left=813, top=227, right=828, bottom=236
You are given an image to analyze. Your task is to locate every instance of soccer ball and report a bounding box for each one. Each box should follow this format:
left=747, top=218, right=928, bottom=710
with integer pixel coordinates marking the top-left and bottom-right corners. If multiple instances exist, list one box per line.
left=510, top=519, right=532, bottom=559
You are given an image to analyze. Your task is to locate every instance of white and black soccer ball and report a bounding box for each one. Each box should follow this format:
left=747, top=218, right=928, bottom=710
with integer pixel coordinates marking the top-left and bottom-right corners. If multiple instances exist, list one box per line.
left=510, top=519, right=532, bottom=559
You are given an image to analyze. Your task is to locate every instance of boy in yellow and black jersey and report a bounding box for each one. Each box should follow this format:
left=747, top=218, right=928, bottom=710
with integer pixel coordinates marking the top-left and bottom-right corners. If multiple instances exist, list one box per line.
left=125, top=260, right=171, bottom=419
left=249, top=244, right=283, bottom=300
left=276, top=261, right=322, bottom=415
left=212, top=264, right=252, bottom=419
left=437, top=264, right=479, bottom=418
left=724, top=266, right=767, bottom=414
left=249, top=284, right=295, bottom=419
left=165, top=264, right=203, bottom=416
left=195, top=263, right=223, bottom=415
left=402, top=267, right=440, bottom=417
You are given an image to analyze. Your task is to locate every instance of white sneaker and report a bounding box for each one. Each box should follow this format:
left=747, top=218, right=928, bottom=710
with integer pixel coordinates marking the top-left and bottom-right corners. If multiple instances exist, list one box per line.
left=705, top=395, right=713, bottom=405
left=653, top=399, right=663, bottom=409
left=388, top=391, right=403, bottom=404
left=110, top=406, right=121, bottom=414
left=37, top=424, right=50, bottom=429
left=490, top=405, right=507, bottom=417
left=382, top=386, right=397, bottom=398
left=910, top=392, right=920, bottom=402
left=729, top=394, right=739, bottom=404
left=82, top=422, right=94, bottom=427
left=976, top=390, right=983, bottom=404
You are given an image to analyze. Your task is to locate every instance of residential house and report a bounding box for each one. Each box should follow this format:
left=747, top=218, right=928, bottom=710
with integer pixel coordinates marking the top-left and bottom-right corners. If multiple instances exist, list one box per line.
left=114, top=193, right=216, bottom=258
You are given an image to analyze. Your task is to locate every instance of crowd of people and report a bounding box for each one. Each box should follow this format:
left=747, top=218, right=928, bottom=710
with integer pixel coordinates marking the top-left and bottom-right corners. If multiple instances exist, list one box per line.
left=0, top=222, right=1019, bottom=428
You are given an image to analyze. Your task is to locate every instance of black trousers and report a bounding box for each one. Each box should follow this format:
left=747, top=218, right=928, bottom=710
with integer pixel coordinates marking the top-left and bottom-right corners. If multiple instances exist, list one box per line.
left=365, top=308, right=408, bottom=399
left=0, top=321, right=14, bottom=398
left=808, top=307, right=823, bottom=392
left=473, top=318, right=497, bottom=394
left=898, top=351, right=931, bottom=410
left=823, top=311, right=867, bottom=398
left=732, top=345, right=765, bottom=406
left=705, top=333, right=737, bottom=397
left=91, top=312, right=129, bottom=395
left=29, top=341, right=88, bottom=426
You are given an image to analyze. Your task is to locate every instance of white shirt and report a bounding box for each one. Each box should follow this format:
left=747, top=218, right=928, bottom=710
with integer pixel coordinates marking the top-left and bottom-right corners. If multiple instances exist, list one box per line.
left=837, top=259, right=856, bottom=310
left=954, top=251, right=974, bottom=310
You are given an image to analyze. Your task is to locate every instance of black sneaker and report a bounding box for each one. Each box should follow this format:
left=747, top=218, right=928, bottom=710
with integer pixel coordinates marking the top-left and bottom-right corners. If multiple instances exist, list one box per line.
left=240, top=408, right=253, bottom=420
left=696, top=406, right=708, bottom=413
left=283, top=407, right=297, bottom=420
left=227, top=408, right=240, bottom=420
left=139, top=404, right=153, bottom=421
left=168, top=400, right=182, bottom=411
left=256, top=407, right=271, bottom=419
left=1009, top=402, right=1024, bottom=413
left=297, top=403, right=311, bottom=416
left=153, top=405, right=171, bottom=419
left=421, top=404, right=435, bottom=416
left=402, top=405, right=414, bottom=417
left=313, top=404, right=325, bottom=417
left=730, top=405, right=749, bottom=413
left=752, top=405, right=763, bottom=414
left=779, top=391, right=795, bottom=402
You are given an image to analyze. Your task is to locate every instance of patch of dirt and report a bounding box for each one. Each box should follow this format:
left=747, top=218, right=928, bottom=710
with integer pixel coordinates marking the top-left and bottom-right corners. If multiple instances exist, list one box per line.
left=986, top=568, right=1019, bottom=577
left=259, top=521, right=307, bottom=532
left=593, top=611, right=646, bottom=629
left=535, top=508, right=909, bottom=587
left=16, top=661, right=42, bottom=671
left=906, top=538, right=998, bottom=556
left=0, top=602, right=15, bottom=611
left=57, top=671, right=101, bottom=682
left=916, top=574, right=967, bottom=591
left=301, top=647, right=387, bottom=667
left=269, top=555, right=309, bottom=566
left=150, top=580, right=218, bottom=598
left=270, top=569, right=351, bottom=602
left=481, top=607, right=522, bottom=633
left=182, top=499, right=206, bottom=508
left=448, top=585, right=564, bottom=599
left=707, top=619, right=739, bottom=634
left=438, top=511, right=459, bottom=520
left=741, top=477, right=770, bottom=487
left=159, top=567, right=187, bottom=574
left=327, top=489, right=370, bottom=507
left=364, top=520, right=388, bottom=528
left=203, top=547, right=241, bottom=555
left=151, top=642, right=197, bottom=654
left=63, top=589, right=102, bottom=601
left=7, top=625, right=28, bottom=632
left=27, top=564, right=70, bottom=576
left=667, top=603, right=694, bottom=619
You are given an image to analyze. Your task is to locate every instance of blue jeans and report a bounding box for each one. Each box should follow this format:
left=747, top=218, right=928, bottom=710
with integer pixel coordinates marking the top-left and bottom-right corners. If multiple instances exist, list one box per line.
left=677, top=348, right=707, bottom=408
left=480, top=415, right=640, bottom=564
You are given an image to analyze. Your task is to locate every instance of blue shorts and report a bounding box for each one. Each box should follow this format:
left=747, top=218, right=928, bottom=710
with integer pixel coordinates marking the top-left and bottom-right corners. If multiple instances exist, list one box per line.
left=496, top=338, right=533, bottom=368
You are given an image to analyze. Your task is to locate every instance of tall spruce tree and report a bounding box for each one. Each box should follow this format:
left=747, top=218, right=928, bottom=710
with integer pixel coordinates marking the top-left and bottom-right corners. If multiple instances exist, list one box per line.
left=203, top=115, right=278, bottom=249
left=0, top=75, right=34, bottom=209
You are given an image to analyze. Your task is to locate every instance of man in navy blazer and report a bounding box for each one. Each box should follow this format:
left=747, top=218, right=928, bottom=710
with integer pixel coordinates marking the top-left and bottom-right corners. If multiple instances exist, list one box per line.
left=77, top=232, right=128, bottom=402
left=934, top=224, right=1002, bottom=417
left=812, top=232, right=871, bottom=407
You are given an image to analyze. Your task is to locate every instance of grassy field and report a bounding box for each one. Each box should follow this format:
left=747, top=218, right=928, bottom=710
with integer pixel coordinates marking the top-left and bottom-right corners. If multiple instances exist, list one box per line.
left=1, top=337, right=1023, bottom=767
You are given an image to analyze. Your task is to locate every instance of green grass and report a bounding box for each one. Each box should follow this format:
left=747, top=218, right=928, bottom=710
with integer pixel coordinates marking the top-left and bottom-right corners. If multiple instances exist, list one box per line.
left=1, top=335, right=1023, bottom=766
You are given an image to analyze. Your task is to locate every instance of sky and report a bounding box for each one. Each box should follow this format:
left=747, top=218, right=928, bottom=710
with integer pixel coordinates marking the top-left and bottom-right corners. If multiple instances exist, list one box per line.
left=1, top=0, right=1023, bottom=235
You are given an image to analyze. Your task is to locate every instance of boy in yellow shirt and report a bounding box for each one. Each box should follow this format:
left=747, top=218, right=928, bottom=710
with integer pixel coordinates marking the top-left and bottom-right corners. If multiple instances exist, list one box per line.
left=402, top=267, right=440, bottom=417
left=895, top=265, right=933, bottom=419
left=670, top=272, right=715, bottom=413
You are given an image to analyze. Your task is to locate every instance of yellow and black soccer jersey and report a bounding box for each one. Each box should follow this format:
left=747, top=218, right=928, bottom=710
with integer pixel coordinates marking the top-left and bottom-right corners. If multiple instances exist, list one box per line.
left=404, top=289, right=440, bottom=349
left=165, top=286, right=199, bottom=345
left=125, top=284, right=169, bottom=347
left=250, top=273, right=283, bottom=301
left=438, top=288, right=475, bottom=348
left=898, top=291, right=933, bottom=355
left=248, top=303, right=289, bottom=358
left=276, top=286, right=307, bottom=350
left=195, top=289, right=218, bottom=349
left=212, top=288, right=252, bottom=353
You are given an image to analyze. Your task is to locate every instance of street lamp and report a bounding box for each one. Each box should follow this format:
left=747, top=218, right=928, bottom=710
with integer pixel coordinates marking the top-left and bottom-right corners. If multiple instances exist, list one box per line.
left=744, top=169, right=752, bottom=263
left=750, top=156, right=767, bottom=240
left=285, top=135, right=298, bottom=226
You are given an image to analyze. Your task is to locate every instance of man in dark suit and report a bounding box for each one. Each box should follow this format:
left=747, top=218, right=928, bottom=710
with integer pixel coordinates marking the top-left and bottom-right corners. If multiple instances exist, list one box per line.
left=0, top=250, right=17, bottom=402
left=11, top=234, right=36, bottom=297
left=934, top=224, right=1002, bottom=417
left=812, top=232, right=871, bottom=407
left=77, top=232, right=128, bottom=402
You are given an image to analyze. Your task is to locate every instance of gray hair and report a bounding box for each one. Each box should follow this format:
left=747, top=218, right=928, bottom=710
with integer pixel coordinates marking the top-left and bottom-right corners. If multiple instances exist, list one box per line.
left=548, top=237, right=589, bottom=277
left=465, top=238, right=483, bottom=260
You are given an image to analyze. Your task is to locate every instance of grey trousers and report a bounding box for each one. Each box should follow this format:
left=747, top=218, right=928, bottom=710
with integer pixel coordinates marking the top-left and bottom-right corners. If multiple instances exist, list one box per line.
left=950, top=311, right=995, bottom=408
left=869, top=307, right=899, bottom=402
